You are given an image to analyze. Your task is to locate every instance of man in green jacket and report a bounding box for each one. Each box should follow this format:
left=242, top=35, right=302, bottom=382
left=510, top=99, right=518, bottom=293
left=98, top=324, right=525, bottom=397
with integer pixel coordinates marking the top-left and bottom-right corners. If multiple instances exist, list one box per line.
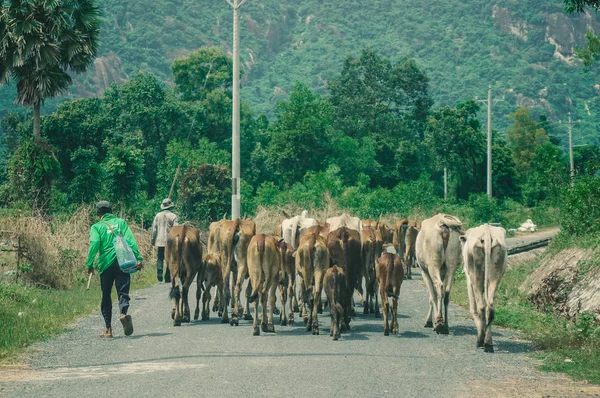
left=86, top=201, right=143, bottom=338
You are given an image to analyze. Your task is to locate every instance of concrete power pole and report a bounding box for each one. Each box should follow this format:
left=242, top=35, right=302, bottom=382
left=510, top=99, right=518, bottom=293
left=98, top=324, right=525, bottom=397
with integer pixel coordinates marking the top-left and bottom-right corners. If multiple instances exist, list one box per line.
left=226, top=0, right=248, bottom=220
left=568, top=112, right=574, bottom=186
left=443, top=167, right=448, bottom=200
left=476, top=85, right=503, bottom=198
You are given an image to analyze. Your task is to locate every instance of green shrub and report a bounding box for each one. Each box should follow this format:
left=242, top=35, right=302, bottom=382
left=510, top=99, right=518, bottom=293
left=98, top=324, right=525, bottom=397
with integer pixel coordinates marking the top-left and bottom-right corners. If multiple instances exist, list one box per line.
left=560, top=177, right=600, bottom=235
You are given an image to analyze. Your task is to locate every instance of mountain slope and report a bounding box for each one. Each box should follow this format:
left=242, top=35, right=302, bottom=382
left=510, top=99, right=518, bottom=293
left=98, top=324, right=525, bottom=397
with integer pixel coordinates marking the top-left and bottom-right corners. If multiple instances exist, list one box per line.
left=3, top=0, right=600, bottom=145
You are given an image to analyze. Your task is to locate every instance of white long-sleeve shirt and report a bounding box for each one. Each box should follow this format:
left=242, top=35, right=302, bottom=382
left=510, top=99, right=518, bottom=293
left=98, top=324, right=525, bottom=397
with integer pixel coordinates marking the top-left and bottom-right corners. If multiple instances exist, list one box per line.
left=151, top=210, right=178, bottom=247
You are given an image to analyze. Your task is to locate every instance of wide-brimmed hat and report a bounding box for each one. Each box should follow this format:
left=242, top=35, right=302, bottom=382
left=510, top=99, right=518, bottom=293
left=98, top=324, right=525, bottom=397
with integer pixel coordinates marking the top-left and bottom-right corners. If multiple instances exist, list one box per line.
left=161, top=198, right=174, bottom=210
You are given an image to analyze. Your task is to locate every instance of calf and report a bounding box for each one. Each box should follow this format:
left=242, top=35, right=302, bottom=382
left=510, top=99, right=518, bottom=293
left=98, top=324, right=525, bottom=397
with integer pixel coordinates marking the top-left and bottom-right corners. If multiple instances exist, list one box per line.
left=194, top=252, right=223, bottom=321
left=460, top=224, right=507, bottom=353
left=376, top=253, right=404, bottom=335
left=167, top=225, right=204, bottom=326
left=296, top=232, right=330, bottom=335
left=416, top=214, right=463, bottom=334
left=247, top=234, right=282, bottom=336
left=403, top=221, right=419, bottom=279
left=323, top=265, right=347, bottom=341
left=327, top=227, right=362, bottom=329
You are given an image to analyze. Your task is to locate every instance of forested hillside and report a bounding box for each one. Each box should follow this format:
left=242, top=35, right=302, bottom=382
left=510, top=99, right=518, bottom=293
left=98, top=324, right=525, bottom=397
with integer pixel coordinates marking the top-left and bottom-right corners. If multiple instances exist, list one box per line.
left=2, top=0, right=600, bottom=145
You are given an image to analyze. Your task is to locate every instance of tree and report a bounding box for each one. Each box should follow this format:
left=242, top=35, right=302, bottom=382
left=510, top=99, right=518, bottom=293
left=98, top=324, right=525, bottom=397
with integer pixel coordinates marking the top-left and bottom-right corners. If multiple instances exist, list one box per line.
left=0, top=0, right=100, bottom=141
left=507, top=107, right=549, bottom=179
left=564, top=1, right=600, bottom=65
left=266, top=82, right=333, bottom=186
left=179, top=164, right=231, bottom=225
left=328, top=48, right=432, bottom=187
left=171, top=47, right=233, bottom=102
left=425, top=100, right=486, bottom=199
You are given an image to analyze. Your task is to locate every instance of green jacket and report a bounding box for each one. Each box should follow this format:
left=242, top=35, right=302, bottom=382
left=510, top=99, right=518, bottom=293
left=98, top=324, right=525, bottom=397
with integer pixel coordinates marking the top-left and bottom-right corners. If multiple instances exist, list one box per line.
left=86, top=214, right=143, bottom=274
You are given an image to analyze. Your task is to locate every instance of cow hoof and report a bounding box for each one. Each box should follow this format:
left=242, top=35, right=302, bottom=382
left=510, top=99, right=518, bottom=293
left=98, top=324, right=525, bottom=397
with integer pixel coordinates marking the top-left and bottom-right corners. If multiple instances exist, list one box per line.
left=293, top=304, right=300, bottom=313
left=253, top=326, right=260, bottom=336
left=280, top=319, right=287, bottom=326
left=212, top=305, right=218, bottom=313
left=477, top=340, right=485, bottom=349
left=193, top=310, right=200, bottom=321
left=221, top=317, right=229, bottom=324
left=171, top=309, right=175, bottom=320
left=230, top=317, right=239, bottom=326
left=174, top=319, right=182, bottom=327
left=363, top=306, right=369, bottom=315
left=333, top=333, right=340, bottom=341
left=202, top=314, right=209, bottom=321
left=303, top=317, right=309, bottom=326
left=317, top=306, right=323, bottom=315
left=261, top=322, right=269, bottom=333
left=218, top=311, right=223, bottom=317
left=182, top=316, right=190, bottom=323
left=424, top=321, right=433, bottom=328
left=375, top=312, right=381, bottom=319
left=484, top=344, right=494, bottom=353
left=406, top=275, right=412, bottom=280
left=267, top=323, right=275, bottom=333
left=384, top=329, right=390, bottom=336
left=330, top=330, right=334, bottom=337
left=244, top=314, right=253, bottom=321
left=273, top=307, right=280, bottom=316
left=289, top=319, right=295, bottom=327
left=393, top=327, right=399, bottom=335
left=312, top=328, right=319, bottom=335
left=237, top=308, right=244, bottom=317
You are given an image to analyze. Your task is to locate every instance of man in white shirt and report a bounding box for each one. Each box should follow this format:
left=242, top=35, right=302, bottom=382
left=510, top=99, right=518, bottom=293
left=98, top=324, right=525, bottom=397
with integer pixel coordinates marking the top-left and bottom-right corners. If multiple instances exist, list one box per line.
left=151, top=198, right=178, bottom=282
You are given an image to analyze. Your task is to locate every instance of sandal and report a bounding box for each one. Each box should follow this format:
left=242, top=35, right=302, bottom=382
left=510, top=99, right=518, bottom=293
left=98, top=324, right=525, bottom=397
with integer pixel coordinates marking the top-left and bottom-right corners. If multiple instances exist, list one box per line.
left=120, top=314, right=134, bottom=336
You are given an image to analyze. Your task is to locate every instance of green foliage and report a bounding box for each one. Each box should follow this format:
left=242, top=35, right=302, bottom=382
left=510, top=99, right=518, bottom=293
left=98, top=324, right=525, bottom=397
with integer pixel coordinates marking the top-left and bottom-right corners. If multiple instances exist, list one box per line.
left=179, top=164, right=231, bottom=226
left=468, top=193, right=504, bottom=224
left=171, top=47, right=233, bottom=101
left=69, top=147, right=104, bottom=204
left=560, top=176, right=600, bottom=235
left=266, top=82, right=333, bottom=185
left=102, top=134, right=145, bottom=207
left=6, top=140, right=60, bottom=213
left=508, top=107, right=550, bottom=179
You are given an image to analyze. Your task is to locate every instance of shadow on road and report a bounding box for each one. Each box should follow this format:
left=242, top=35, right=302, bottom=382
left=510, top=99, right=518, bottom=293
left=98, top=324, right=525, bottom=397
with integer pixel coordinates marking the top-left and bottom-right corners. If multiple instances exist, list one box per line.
left=398, top=331, right=430, bottom=339
left=125, top=332, right=172, bottom=340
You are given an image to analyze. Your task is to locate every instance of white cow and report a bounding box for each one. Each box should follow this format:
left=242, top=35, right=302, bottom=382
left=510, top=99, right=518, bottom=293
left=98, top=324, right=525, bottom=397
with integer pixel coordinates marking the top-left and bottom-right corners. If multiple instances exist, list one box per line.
left=517, top=219, right=537, bottom=232
left=327, top=213, right=362, bottom=235
left=415, top=214, right=463, bottom=334
left=460, top=224, right=507, bottom=353
left=280, top=210, right=317, bottom=250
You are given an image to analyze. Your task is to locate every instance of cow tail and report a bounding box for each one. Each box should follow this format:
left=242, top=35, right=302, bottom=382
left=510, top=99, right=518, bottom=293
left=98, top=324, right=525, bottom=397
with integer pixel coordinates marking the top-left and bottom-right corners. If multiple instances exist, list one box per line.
left=259, top=237, right=269, bottom=296
left=386, top=255, right=399, bottom=300
left=332, top=269, right=344, bottom=316
left=249, top=237, right=265, bottom=303
left=484, top=228, right=492, bottom=303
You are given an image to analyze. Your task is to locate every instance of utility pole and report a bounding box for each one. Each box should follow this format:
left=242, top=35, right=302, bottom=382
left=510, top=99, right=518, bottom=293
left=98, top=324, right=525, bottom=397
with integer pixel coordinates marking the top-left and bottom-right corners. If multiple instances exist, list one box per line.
left=443, top=167, right=448, bottom=200
left=225, top=0, right=249, bottom=220
left=476, top=85, right=503, bottom=198
left=568, top=112, right=574, bottom=186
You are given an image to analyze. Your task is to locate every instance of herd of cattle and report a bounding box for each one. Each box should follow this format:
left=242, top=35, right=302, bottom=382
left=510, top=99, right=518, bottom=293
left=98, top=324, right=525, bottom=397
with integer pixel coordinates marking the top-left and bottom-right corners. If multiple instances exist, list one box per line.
left=165, top=211, right=508, bottom=352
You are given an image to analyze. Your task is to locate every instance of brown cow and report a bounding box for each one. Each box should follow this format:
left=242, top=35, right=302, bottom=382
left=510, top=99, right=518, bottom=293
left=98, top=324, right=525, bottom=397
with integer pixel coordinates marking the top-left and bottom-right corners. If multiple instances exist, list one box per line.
left=303, top=223, right=330, bottom=238
left=167, top=225, right=204, bottom=326
left=376, top=252, right=404, bottom=335
left=357, top=226, right=382, bottom=316
left=278, top=240, right=297, bottom=326
left=247, top=234, right=282, bottom=336
left=327, top=227, right=362, bottom=329
left=218, top=219, right=256, bottom=325
left=393, top=219, right=408, bottom=258
left=403, top=221, right=420, bottom=279
left=194, top=252, right=223, bottom=321
left=323, top=265, right=347, bottom=341
left=296, top=232, right=330, bottom=335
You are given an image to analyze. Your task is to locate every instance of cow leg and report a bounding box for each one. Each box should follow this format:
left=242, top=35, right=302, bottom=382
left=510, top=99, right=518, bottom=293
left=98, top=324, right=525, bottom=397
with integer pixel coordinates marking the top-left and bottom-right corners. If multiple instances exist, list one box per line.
left=357, top=275, right=367, bottom=314
left=171, top=279, right=182, bottom=326
left=234, top=263, right=247, bottom=318
left=182, top=279, right=192, bottom=323
left=292, top=274, right=300, bottom=313
left=465, top=269, right=484, bottom=348
left=202, top=286, right=212, bottom=321
left=287, top=277, right=295, bottom=326
left=252, top=290, right=260, bottom=336
left=260, top=292, right=269, bottom=333
left=280, top=281, right=288, bottom=326
left=213, top=285, right=221, bottom=314
left=267, top=283, right=277, bottom=333
left=194, top=276, right=202, bottom=321
left=374, top=279, right=380, bottom=318
left=421, top=269, right=436, bottom=328
left=243, top=281, right=253, bottom=321
left=381, top=287, right=390, bottom=336
left=484, top=278, right=501, bottom=353
left=427, top=268, right=445, bottom=334
left=221, top=272, right=230, bottom=324
left=392, top=296, right=399, bottom=335
left=231, top=269, right=237, bottom=310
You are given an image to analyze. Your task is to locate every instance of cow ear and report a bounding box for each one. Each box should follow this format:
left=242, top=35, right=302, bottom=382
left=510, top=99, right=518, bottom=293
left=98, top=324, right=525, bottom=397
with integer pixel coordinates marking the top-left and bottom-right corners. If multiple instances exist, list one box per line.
left=459, top=236, right=467, bottom=246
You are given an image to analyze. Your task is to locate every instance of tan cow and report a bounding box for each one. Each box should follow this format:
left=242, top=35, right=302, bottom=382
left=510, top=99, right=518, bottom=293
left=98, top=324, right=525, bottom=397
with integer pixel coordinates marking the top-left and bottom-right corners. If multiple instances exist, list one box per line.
left=403, top=221, right=420, bottom=279
left=304, top=223, right=330, bottom=238
left=323, top=265, right=347, bottom=341
left=376, top=252, right=404, bottom=335
left=218, top=219, right=256, bottom=325
left=393, top=219, right=409, bottom=258
left=296, top=232, right=330, bottom=335
left=327, top=227, right=362, bottom=330
left=460, top=224, right=507, bottom=353
left=194, top=252, right=223, bottom=322
left=278, top=210, right=318, bottom=250
left=247, top=234, right=282, bottom=336
left=278, top=240, right=297, bottom=326
left=357, top=225, right=382, bottom=316
left=415, top=214, right=464, bottom=334
left=166, top=225, right=204, bottom=326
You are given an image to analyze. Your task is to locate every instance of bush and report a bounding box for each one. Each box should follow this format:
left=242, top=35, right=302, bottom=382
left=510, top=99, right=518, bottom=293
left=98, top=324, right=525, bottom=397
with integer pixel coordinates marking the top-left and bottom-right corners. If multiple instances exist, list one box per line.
left=560, top=176, right=600, bottom=236
left=179, top=164, right=231, bottom=226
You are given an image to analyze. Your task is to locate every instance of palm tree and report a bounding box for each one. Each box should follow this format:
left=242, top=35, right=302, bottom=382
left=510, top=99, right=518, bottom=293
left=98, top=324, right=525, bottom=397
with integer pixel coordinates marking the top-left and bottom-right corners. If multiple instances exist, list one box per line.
left=0, top=0, right=100, bottom=141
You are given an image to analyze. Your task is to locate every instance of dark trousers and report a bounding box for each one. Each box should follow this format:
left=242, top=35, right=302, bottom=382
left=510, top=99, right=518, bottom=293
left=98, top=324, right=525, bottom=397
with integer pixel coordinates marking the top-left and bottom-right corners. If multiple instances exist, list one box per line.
left=100, top=260, right=131, bottom=329
left=157, top=247, right=170, bottom=282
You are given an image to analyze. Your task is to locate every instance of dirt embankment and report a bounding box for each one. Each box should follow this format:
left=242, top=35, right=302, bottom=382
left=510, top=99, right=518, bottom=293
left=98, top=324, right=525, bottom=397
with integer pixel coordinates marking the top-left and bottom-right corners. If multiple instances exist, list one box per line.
left=520, top=247, right=600, bottom=322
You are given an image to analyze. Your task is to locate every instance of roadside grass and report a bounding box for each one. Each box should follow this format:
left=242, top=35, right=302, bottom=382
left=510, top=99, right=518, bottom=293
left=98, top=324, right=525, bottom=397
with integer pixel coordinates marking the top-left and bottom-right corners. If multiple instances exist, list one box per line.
left=0, top=262, right=157, bottom=363
left=451, top=249, right=600, bottom=384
